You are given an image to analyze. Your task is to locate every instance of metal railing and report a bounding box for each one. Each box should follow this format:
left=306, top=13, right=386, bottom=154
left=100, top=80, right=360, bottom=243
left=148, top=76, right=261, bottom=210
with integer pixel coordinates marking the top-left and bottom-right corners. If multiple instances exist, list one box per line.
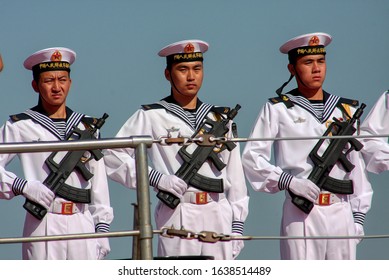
left=0, top=133, right=388, bottom=259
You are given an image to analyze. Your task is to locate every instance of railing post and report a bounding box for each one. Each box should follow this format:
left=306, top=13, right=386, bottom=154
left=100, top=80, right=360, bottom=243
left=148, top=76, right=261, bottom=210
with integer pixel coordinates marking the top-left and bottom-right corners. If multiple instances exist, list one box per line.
left=131, top=203, right=140, bottom=260
left=134, top=137, right=153, bottom=260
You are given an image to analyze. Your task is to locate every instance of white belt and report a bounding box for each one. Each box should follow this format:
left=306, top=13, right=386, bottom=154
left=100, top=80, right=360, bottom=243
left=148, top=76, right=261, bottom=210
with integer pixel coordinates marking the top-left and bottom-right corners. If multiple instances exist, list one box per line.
left=315, top=192, right=347, bottom=206
left=49, top=200, right=86, bottom=215
left=181, top=192, right=225, bottom=205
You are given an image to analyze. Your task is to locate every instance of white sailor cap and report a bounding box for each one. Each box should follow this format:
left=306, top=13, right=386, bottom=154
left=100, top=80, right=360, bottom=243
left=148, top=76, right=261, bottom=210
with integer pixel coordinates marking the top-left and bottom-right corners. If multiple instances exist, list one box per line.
left=23, top=47, right=76, bottom=73
left=158, top=39, right=209, bottom=66
left=279, top=32, right=332, bottom=63
left=275, top=33, right=332, bottom=95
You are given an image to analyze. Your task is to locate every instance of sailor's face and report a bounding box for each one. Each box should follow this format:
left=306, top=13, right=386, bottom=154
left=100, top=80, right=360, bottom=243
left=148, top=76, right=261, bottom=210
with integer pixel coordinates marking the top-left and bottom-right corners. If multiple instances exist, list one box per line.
left=166, top=61, right=204, bottom=97
left=33, top=71, right=72, bottom=108
left=291, top=54, right=327, bottom=90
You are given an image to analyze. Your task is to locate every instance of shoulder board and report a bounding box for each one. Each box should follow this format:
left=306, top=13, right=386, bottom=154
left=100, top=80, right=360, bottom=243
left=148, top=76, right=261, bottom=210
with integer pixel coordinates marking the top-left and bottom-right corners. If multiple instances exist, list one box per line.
left=338, top=97, right=359, bottom=107
left=9, top=113, right=31, bottom=122
left=141, top=103, right=165, bottom=110
left=268, top=95, right=294, bottom=108
left=211, top=106, right=230, bottom=115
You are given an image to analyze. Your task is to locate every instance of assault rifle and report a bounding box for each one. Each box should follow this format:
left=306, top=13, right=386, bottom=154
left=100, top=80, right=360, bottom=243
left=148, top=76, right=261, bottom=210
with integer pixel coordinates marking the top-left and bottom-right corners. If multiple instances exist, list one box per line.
left=23, top=113, right=109, bottom=220
left=157, top=104, right=241, bottom=209
left=289, top=103, right=366, bottom=214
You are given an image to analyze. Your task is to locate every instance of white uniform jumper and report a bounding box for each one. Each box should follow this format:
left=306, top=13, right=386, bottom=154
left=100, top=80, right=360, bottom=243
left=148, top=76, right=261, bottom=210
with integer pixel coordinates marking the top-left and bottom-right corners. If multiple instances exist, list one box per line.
left=360, top=90, right=389, bottom=174
left=242, top=90, right=373, bottom=259
left=105, top=96, right=249, bottom=260
left=0, top=106, right=113, bottom=259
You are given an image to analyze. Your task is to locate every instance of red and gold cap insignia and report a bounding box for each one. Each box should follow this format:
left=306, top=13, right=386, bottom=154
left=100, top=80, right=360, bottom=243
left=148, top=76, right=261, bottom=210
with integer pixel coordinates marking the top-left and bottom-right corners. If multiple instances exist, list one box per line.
left=184, top=43, right=195, bottom=53
left=308, top=36, right=320, bottom=46
left=51, top=50, right=62, bottom=62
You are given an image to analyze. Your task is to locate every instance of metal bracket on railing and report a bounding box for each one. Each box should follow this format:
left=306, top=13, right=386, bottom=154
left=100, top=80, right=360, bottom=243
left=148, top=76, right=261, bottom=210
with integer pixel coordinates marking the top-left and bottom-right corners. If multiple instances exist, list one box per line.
left=160, top=227, right=243, bottom=243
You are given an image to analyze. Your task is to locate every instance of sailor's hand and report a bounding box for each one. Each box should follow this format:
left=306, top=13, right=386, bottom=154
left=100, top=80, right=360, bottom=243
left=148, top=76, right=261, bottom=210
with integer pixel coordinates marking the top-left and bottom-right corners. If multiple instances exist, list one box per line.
left=354, top=223, right=365, bottom=244
left=22, top=180, right=55, bottom=209
left=231, top=233, right=244, bottom=259
left=288, top=177, right=320, bottom=203
left=97, top=237, right=110, bottom=260
left=158, top=175, right=188, bottom=199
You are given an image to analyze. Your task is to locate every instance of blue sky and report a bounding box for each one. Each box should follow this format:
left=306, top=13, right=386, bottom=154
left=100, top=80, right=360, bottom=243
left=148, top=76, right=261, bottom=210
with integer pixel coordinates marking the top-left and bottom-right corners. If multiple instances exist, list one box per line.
left=0, top=0, right=388, bottom=260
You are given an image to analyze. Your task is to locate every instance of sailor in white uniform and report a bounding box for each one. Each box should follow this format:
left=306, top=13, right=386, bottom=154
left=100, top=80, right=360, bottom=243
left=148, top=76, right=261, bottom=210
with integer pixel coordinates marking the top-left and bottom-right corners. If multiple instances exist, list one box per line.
left=0, top=47, right=113, bottom=259
left=242, top=32, right=373, bottom=259
left=360, top=90, right=389, bottom=173
left=104, top=39, right=249, bottom=260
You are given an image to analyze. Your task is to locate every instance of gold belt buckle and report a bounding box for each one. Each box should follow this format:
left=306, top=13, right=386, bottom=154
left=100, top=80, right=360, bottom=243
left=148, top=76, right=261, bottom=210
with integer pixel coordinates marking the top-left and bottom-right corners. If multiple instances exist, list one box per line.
left=61, top=202, right=74, bottom=214
left=318, top=193, right=331, bottom=206
left=195, top=192, right=208, bottom=204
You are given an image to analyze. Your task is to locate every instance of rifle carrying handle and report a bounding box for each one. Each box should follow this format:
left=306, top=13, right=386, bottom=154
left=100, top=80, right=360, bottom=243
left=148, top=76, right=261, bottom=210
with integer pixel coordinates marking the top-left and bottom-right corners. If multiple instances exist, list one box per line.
left=156, top=190, right=180, bottom=209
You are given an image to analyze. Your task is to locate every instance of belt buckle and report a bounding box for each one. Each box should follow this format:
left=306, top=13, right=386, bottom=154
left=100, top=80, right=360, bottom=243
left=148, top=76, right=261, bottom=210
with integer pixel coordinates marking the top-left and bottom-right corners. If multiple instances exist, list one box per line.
left=195, top=192, right=208, bottom=204
left=61, top=202, right=74, bottom=214
left=318, top=193, right=331, bottom=206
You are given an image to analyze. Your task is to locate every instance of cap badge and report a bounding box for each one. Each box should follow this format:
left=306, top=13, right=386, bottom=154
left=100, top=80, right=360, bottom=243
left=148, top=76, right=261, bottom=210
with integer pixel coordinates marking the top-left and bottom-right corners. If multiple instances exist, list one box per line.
left=184, top=43, right=195, bottom=53
left=308, top=36, right=320, bottom=46
left=51, top=50, right=62, bottom=62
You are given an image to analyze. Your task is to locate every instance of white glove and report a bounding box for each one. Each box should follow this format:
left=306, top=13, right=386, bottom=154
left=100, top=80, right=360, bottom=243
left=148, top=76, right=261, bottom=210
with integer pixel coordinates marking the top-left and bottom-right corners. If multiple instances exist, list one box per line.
left=288, top=177, right=320, bottom=203
left=158, top=174, right=188, bottom=199
left=22, top=180, right=55, bottom=209
left=96, top=237, right=110, bottom=260
left=231, top=233, right=244, bottom=259
left=354, top=223, right=365, bottom=244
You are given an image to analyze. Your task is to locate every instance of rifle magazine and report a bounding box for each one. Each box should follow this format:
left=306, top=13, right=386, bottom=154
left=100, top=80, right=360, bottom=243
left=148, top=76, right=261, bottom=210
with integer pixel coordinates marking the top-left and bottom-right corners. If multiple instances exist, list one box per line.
left=56, top=184, right=91, bottom=203
left=189, top=173, right=224, bottom=193
left=322, top=177, right=354, bottom=194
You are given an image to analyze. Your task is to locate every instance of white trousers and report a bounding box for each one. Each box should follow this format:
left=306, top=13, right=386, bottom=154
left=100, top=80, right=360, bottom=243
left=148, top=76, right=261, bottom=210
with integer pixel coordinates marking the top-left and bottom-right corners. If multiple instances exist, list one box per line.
left=155, top=197, right=233, bottom=260
left=280, top=198, right=357, bottom=260
left=22, top=211, right=99, bottom=260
